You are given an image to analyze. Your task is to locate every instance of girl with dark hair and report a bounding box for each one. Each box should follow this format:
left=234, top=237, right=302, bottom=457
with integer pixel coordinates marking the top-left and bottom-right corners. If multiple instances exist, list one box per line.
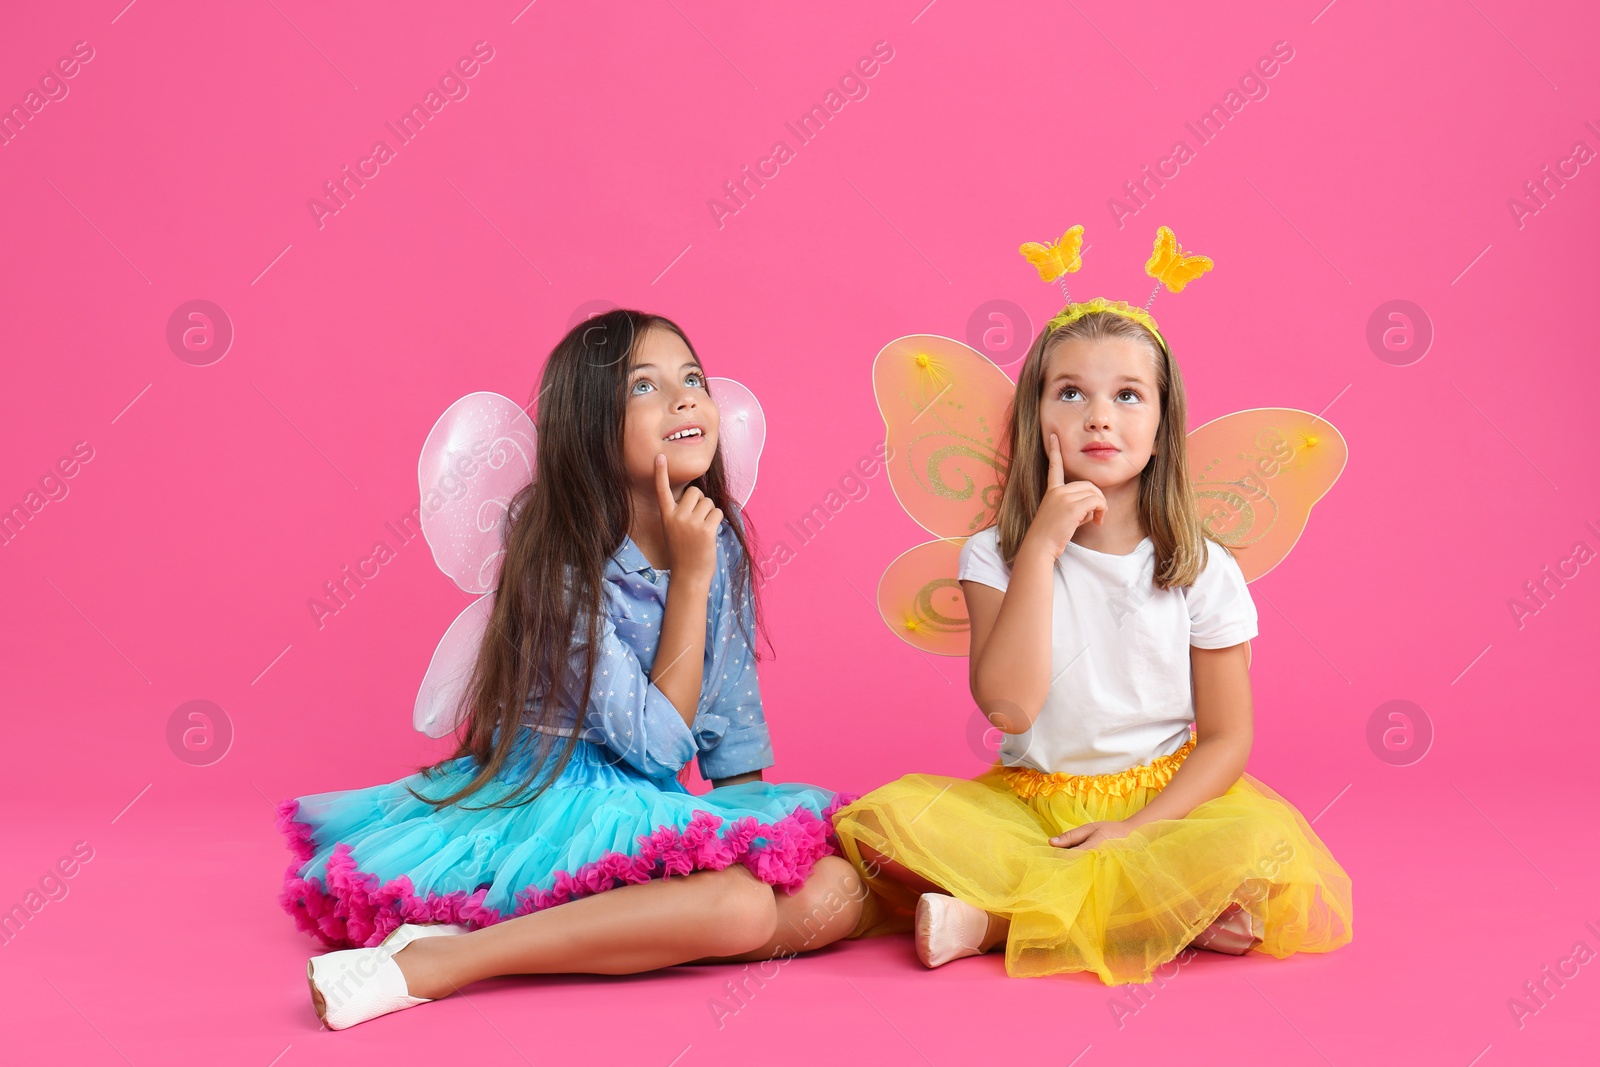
left=279, top=310, right=863, bottom=1029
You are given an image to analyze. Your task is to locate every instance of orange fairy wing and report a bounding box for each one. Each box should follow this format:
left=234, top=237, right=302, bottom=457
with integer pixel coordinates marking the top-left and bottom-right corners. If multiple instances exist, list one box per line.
left=872, top=334, right=1012, bottom=539
left=872, top=334, right=1013, bottom=656
left=1185, top=408, right=1348, bottom=582
left=877, top=539, right=971, bottom=656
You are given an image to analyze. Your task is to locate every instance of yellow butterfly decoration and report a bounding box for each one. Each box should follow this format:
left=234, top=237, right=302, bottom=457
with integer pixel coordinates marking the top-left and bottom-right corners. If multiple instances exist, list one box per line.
left=1145, top=224, right=1214, bottom=293
left=871, top=339, right=1347, bottom=656
left=1018, top=225, right=1085, bottom=283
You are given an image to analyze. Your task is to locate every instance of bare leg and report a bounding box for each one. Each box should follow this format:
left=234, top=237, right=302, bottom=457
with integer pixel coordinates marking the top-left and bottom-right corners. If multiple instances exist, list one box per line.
left=393, top=864, right=778, bottom=999
left=857, top=843, right=1008, bottom=951
left=856, top=842, right=942, bottom=895
left=689, top=855, right=865, bottom=964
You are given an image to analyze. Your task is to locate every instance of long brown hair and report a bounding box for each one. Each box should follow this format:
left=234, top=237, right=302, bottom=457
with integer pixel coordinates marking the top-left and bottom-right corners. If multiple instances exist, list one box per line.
left=407, top=310, right=761, bottom=810
left=993, top=309, right=1228, bottom=589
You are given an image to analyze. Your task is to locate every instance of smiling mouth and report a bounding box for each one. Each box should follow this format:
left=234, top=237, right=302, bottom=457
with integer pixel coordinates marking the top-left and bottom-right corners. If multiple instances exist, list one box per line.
left=664, top=427, right=705, bottom=442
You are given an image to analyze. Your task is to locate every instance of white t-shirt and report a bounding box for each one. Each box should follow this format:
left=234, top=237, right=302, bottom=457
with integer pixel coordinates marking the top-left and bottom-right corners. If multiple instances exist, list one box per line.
left=958, top=525, right=1258, bottom=776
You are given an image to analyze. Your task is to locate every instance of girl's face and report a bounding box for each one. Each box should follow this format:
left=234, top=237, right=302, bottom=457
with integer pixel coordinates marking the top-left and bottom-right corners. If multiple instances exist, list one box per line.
left=622, top=326, right=720, bottom=494
left=1038, top=334, right=1162, bottom=491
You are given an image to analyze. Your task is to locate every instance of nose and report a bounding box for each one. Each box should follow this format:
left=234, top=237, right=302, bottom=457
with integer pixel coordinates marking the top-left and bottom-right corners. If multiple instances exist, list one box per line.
left=1082, top=396, right=1113, bottom=430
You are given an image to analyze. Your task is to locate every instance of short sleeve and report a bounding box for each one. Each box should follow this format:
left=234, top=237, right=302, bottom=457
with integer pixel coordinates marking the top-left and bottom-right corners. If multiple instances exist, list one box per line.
left=957, top=527, right=1011, bottom=592
left=693, top=524, right=774, bottom=780
left=1184, top=541, right=1259, bottom=649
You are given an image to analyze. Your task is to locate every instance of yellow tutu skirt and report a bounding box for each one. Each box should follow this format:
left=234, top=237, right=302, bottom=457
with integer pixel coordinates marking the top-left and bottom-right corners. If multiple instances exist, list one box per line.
left=831, top=735, right=1353, bottom=985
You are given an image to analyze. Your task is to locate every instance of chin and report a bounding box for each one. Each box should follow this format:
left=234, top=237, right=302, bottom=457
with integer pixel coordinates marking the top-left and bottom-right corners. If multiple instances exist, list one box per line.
left=668, top=452, right=715, bottom=482
left=1074, top=470, right=1126, bottom=492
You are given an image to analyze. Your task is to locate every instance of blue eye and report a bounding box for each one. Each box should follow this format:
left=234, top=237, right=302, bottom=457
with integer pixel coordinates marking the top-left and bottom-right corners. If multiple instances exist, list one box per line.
left=630, top=370, right=706, bottom=394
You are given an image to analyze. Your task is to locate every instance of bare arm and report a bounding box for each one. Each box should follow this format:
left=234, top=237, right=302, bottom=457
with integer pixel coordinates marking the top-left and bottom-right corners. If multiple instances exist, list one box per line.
left=1123, top=641, right=1253, bottom=828
left=963, top=550, right=1057, bottom=733
left=649, top=452, right=723, bottom=727
left=966, top=432, right=1107, bottom=734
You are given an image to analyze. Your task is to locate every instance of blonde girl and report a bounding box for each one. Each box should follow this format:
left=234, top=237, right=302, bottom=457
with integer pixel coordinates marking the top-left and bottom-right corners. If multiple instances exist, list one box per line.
left=831, top=303, right=1353, bottom=985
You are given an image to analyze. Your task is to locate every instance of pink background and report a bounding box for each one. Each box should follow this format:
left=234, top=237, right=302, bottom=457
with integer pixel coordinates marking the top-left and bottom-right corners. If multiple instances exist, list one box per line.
left=3, top=0, right=1597, bottom=1062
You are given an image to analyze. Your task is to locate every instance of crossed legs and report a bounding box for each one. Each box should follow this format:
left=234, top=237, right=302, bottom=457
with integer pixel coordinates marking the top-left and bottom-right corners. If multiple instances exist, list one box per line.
left=389, top=855, right=865, bottom=1000
left=855, top=841, right=1261, bottom=962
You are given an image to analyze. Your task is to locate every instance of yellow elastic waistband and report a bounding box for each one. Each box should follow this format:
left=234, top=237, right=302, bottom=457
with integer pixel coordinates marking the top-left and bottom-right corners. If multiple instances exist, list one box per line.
left=1000, top=734, right=1197, bottom=799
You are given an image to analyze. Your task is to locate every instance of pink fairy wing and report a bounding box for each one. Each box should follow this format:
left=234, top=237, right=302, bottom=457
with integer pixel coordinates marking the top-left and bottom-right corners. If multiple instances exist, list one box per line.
left=414, top=593, right=494, bottom=738
left=413, top=392, right=534, bottom=736
left=1185, top=408, right=1349, bottom=582
left=872, top=334, right=1013, bottom=540
left=708, top=377, right=764, bottom=507
left=417, top=392, right=537, bottom=595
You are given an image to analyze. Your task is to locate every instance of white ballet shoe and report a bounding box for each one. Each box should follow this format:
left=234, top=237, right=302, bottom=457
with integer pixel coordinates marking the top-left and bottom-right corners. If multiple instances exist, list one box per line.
left=914, top=892, right=992, bottom=968
left=307, top=922, right=471, bottom=1030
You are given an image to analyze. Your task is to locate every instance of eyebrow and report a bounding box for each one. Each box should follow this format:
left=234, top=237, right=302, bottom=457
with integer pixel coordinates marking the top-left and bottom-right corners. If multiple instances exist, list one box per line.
left=629, top=361, right=703, bottom=374
left=1049, top=372, right=1151, bottom=387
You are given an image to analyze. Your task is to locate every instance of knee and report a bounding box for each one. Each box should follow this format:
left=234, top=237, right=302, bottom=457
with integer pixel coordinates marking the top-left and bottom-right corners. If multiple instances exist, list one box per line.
left=811, top=856, right=868, bottom=912
left=854, top=842, right=908, bottom=884
left=780, top=857, right=866, bottom=951
left=703, top=867, right=779, bottom=956
left=856, top=843, right=891, bottom=874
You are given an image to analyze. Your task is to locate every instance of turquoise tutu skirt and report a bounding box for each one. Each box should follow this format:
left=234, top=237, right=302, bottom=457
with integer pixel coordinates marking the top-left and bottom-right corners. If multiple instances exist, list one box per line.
left=276, top=726, right=856, bottom=949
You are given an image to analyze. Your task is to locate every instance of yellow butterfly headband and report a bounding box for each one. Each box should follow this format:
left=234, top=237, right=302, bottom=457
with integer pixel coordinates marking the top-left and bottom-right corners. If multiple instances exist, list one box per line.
left=1018, top=224, right=1213, bottom=355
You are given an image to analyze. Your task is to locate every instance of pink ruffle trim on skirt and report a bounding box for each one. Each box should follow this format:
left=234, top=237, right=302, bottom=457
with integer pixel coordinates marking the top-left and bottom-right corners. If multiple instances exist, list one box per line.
left=277, top=792, right=861, bottom=950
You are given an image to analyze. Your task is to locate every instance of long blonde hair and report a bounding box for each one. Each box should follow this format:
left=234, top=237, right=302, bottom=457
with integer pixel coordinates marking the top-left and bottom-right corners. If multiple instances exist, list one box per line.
left=993, top=310, right=1229, bottom=589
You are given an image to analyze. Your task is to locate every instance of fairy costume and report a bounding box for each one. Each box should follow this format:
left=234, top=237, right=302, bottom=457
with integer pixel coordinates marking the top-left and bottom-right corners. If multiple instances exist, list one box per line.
left=832, top=225, right=1353, bottom=984
left=277, top=393, right=853, bottom=951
